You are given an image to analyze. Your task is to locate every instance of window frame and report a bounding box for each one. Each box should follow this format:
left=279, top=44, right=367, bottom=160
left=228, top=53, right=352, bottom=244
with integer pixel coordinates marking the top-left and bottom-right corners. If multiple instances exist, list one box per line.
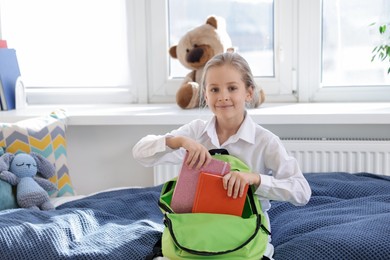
left=1, top=0, right=148, bottom=105
left=146, top=0, right=298, bottom=104
left=1, top=0, right=389, bottom=105
left=297, top=0, right=390, bottom=102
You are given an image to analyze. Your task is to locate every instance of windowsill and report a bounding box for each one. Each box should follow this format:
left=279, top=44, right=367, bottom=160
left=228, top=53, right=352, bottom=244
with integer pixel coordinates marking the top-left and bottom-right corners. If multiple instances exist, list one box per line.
left=1, top=102, right=390, bottom=126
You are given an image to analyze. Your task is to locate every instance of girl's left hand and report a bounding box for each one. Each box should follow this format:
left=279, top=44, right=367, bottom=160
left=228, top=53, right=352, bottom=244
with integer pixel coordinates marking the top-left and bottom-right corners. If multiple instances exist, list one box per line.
left=222, top=172, right=261, bottom=199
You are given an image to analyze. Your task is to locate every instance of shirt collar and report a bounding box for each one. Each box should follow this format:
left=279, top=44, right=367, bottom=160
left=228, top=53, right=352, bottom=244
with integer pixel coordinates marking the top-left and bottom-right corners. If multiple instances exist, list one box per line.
left=203, top=116, right=219, bottom=147
left=202, top=112, right=256, bottom=146
left=233, top=112, right=256, bottom=144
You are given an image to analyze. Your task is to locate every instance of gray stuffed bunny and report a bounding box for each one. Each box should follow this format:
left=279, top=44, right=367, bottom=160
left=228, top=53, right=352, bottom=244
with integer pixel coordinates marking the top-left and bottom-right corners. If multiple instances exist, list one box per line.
left=0, top=152, right=58, bottom=210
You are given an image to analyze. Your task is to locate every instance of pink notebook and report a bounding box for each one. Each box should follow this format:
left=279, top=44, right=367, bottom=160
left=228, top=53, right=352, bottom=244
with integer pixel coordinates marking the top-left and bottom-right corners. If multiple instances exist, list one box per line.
left=170, top=152, right=231, bottom=213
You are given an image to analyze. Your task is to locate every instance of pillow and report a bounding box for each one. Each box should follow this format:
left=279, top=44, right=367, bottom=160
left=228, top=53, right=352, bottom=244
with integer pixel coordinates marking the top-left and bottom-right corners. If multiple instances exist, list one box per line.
left=0, top=110, right=75, bottom=197
left=0, top=180, right=18, bottom=210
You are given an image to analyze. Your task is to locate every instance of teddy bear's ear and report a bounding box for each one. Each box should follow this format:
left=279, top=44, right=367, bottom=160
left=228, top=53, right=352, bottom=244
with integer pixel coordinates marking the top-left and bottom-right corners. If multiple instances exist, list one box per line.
left=0, top=153, right=15, bottom=172
left=227, top=47, right=235, bottom=53
left=30, top=152, right=56, bottom=179
left=169, top=45, right=178, bottom=59
left=206, top=16, right=218, bottom=29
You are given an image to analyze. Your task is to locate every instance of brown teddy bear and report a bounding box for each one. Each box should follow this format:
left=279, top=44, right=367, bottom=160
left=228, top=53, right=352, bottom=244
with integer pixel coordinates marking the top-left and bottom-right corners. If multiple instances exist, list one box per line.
left=169, top=15, right=265, bottom=109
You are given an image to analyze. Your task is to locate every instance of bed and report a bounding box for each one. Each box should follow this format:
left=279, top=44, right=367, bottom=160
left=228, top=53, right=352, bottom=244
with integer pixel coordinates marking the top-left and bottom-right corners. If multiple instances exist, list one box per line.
left=269, top=172, right=390, bottom=260
left=0, top=172, right=389, bottom=259
left=1, top=113, right=390, bottom=259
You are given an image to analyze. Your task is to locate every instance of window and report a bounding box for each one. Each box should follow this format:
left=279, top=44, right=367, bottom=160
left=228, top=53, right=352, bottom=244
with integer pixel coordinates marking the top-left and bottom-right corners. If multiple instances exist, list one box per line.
left=148, top=0, right=297, bottom=103
left=1, top=0, right=389, bottom=105
left=298, top=0, right=390, bottom=102
left=168, top=0, right=274, bottom=78
left=0, top=0, right=146, bottom=104
left=322, top=0, right=390, bottom=86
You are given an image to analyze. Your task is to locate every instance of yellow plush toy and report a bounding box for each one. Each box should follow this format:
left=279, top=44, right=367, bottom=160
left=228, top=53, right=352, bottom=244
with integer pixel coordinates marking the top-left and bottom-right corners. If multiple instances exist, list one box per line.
left=169, top=15, right=265, bottom=109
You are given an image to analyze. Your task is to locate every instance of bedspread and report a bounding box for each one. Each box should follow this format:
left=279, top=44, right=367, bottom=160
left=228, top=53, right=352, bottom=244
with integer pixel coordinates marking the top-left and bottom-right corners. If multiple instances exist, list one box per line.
left=269, top=172, right=390, bottom=260
left=0, top=185, right=164, bottom=260
left=0, top=173, right=389, bottom=260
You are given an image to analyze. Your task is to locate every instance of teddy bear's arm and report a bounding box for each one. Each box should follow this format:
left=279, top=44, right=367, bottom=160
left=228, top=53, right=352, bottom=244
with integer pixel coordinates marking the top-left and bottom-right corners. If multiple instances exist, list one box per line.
left=0, top=171, right=19, bottom=186
left=34, top=177, right=58, bottom=192
left=183, top=70, right=197, bottom=83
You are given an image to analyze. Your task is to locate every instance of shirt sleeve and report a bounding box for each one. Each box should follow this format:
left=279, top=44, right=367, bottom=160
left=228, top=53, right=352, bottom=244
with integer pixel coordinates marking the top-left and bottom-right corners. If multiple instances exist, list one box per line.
left=132, top=133, right=182, bottom=166
left=255, top=136, right=312, bottom=206
left=132, top=119, right=205, bottom=167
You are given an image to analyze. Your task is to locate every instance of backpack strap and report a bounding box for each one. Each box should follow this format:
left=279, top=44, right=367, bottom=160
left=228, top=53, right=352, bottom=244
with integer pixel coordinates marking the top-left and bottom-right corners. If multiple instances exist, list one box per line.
left=209, top=148, right=229, bottom=155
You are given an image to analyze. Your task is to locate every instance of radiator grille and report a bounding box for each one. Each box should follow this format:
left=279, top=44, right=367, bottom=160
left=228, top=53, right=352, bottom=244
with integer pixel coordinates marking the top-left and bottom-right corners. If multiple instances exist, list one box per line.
left=282, top=139, right=390, bottom=174
left=153, top=164, right=181, bottom=186
left=153, top=139, right=390, bottom=185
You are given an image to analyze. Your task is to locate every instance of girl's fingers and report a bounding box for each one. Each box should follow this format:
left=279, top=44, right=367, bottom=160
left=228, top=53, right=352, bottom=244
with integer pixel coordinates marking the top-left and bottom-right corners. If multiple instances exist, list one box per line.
left=200, top=152, right=213, bottom=169
left=226, top=174, right=237, bottom=197
left=188, top=152, right=198, bottom=168
left=186, top=149, right=211, bottom=169
left=223, top=172, right=250, bottom=199
left=232, top=179, right=241, bottom=199
left=195, top=151, right=207, bottom=170
left=223, top=173, right=231, bottom=190
left=239, top=183, right=247, bottom=198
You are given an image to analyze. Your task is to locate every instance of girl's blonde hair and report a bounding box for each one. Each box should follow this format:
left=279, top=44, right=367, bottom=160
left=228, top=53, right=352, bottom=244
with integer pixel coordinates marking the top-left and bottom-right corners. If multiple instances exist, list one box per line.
left=200, top=52, right=263, bottom=108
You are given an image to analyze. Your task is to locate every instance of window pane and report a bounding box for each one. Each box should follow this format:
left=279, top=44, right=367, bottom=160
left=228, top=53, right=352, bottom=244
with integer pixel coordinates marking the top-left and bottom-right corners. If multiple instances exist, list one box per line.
left=0, top=0, right=130, bottom=88
left=322, top=0, right=390, bottom=86
left=168, top=0, right=274, bottom=78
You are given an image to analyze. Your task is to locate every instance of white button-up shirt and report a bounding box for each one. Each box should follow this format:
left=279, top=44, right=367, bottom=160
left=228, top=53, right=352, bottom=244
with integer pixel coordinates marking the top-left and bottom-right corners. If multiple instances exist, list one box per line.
left=133, top=113, right=311, bottom=215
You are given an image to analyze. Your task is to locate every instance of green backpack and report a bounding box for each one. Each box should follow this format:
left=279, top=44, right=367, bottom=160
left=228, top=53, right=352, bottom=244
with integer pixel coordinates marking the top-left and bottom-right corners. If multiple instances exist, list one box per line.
left=153, top=151, right=271, bottom=260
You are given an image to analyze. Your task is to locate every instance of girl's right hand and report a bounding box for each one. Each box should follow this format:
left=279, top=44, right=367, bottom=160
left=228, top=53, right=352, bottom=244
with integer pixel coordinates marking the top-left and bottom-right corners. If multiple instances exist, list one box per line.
left=166, top=136, right=212, bottom=169
left=182, top=137, right=212, bottom=169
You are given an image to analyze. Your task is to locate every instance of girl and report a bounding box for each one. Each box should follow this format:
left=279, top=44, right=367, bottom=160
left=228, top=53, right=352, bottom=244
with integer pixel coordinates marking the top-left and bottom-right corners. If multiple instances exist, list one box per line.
left=133, top=52, right=311, bottom=259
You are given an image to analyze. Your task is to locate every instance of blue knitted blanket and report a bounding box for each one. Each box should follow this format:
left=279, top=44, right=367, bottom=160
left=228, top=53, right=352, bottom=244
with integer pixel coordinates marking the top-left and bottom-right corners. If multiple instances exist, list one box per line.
left=269, top=172, right=390, bottom=260
left=0, top=185, right=164, bottom=260
left=0, top=173, right=389, bottom=259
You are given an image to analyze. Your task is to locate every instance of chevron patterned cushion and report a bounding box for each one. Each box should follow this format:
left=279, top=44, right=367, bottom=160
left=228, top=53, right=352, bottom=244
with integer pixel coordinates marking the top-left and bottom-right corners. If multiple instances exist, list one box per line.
left=0, top=110, right=75, bottom=197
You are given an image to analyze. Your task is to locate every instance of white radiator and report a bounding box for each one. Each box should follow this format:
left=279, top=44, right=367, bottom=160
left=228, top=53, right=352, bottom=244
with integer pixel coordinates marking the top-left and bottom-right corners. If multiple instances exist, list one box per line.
left=282, top=138, right=390, bottom=174
left=153, top=164, right=182, bottom=186
left=153, top=138, right=390, bottom=185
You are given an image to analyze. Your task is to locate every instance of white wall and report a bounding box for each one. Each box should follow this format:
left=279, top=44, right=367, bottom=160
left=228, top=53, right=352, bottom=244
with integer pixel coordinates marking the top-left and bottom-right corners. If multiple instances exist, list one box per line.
left=66, top=123, right=390, bottom=195
left=66, top=125, right=177, bottom=195
left=3, top=102, right=387, bottom=195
